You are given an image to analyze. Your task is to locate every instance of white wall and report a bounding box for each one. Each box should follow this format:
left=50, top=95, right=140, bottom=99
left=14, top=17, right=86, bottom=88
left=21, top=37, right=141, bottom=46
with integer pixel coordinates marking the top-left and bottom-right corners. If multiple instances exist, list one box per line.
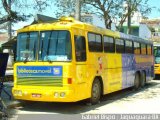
left=92, top=14, right=106, bottom=28
left=81, top=14, right=116, bottom=30
left=139, top=24, right=151, bottom=39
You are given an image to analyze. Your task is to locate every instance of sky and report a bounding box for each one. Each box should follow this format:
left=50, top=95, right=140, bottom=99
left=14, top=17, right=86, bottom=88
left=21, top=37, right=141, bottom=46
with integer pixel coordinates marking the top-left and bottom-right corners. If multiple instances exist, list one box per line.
left=11, top=0, right=160, bottom=30
left=147, top=0, right=160, bottom=18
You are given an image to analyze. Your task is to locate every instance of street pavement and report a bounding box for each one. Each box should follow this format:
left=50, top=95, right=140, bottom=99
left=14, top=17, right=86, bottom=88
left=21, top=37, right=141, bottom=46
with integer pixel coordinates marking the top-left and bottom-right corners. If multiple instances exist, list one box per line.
left=0, top=70, right=21, bottom=119
left=1, top=70, right=160, bottom=119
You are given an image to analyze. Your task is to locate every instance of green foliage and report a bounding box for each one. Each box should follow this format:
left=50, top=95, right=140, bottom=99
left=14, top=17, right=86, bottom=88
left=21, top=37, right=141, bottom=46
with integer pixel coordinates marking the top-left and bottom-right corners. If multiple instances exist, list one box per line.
left=0, top=0, right=49, bottom=24
left=54, top=0, right=152, bottom=29
left=149, top=27, right=155, bottom=32
left=53, top=0, right=80, bottom=18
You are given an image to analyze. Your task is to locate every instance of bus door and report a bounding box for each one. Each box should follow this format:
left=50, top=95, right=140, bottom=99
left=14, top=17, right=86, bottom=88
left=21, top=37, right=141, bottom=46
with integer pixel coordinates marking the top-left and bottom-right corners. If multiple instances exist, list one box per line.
left=74, top=35, right=87, bottom=84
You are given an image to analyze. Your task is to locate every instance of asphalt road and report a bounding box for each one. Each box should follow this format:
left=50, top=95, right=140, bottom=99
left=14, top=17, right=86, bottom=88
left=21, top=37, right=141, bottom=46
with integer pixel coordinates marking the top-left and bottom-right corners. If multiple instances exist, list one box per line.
left=2, top=79, right=160, bottom=119
left=9, top=80, right=160, bottom=112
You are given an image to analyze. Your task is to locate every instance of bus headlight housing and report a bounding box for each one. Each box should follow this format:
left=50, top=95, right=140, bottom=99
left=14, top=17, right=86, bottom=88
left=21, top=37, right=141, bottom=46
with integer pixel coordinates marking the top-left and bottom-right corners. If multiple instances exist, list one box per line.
left=60, top=92, right=66, bottom=97
left=14, top=90, right=22, bottom=96
left=54, top=92, right=59, bottom=98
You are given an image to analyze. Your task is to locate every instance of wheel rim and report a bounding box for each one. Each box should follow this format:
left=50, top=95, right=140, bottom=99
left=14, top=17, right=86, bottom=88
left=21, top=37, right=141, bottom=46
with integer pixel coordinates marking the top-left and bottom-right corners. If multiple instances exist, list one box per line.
left=135, top=74, right=139, bottom=89
left=92, top=83, right=100, bottom=99
left=141, top=72, right=145, bottom=87
left=92, top=81, right=100, bottom=102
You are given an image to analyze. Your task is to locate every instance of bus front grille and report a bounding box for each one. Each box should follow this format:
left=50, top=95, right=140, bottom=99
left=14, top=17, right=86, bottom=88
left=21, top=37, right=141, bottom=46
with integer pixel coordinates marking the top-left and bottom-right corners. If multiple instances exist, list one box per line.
left=17, top=77, right=63, bottom=87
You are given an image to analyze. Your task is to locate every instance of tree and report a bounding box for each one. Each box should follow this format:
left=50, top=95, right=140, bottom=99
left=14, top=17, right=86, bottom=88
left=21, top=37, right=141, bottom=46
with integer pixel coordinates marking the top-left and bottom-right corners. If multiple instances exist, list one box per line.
left=53, top=0, right=120, bottom=28
left=53, top=0, right=152, bottom=30
left=117, top=0, right=152, bottom=32
left=53, top=0, right=77, bottom=18
left=83, top=0, right=123, bottom=29
left=84, top=0, right=152, bottom=30
left=0, top=0, right=50, bottom=24
left=0, top=0, right=22, bottom=24
left=53, top=0, right=88, bottom=18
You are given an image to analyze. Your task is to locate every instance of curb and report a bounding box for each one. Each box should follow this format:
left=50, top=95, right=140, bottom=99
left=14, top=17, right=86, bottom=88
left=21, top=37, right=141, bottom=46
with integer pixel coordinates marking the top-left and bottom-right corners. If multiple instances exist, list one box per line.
left=6, top=101, right=21, bottom=109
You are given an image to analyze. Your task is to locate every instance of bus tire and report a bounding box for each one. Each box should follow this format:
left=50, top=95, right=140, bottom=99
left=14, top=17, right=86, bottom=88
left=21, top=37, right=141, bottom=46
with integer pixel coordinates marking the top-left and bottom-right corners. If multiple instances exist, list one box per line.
left=134, top=73, right=140, bottom=90
left=89, top=78, right=101, bottom=105
left=140, top=71, right=146, bottom=88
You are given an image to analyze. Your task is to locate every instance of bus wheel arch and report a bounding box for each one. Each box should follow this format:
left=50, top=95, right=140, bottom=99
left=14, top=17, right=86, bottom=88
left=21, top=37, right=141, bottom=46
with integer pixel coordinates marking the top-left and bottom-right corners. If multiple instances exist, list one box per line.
left=89, top=76, right=103, bottom=104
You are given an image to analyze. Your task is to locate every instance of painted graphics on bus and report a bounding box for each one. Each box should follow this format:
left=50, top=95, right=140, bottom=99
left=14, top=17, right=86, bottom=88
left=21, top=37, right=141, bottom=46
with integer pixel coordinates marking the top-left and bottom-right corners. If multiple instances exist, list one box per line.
left=12, top=17, right=154, bottom=104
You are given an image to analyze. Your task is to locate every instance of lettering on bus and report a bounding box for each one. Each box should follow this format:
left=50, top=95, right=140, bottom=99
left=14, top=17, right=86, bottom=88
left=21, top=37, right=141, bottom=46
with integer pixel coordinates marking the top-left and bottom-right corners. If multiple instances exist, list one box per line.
left=17, top=66, right=62, bottom=77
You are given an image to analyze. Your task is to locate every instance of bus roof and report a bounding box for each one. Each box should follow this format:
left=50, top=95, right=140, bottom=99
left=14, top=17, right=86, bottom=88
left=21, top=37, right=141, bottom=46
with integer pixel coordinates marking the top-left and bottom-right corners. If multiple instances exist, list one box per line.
left=17, top=17, right=119, bottom=37
left=120, top=32, right=152, bottom=45
left=17, top=17, right=152, bottom=45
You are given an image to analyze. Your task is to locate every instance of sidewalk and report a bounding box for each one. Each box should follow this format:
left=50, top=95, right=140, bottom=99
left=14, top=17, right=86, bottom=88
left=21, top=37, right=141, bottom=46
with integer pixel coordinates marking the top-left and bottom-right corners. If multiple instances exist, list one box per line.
left=2, top=82, right=20, bottom=109
left=1, top=70, right=21, bottom=114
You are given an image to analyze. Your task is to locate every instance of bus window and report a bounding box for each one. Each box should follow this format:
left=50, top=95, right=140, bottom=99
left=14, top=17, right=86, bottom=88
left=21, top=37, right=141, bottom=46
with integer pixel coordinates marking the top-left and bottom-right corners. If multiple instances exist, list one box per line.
left=115, top=39, right=124, bottom=53
left=154, top=46, right=160, bottom=57
left=134, top=42, right=141, bottom=54
left=74, top=36, right=86, bottom=61
left=103, top=36, right=115, bottom=53
left=141, top=44, right=147, bottom=55
left=147, top=45, right=152, bottom=55
left=88, top=33, right=102, bottom=52
left=96, top=34, right=102, bottom=52
left=125, top=40, right=133, bottom=53
left=154, top=46, right=160, bottom=64
left=16, top=32, right=38, bottom=62
left=39, top=30, right=72, bottom=61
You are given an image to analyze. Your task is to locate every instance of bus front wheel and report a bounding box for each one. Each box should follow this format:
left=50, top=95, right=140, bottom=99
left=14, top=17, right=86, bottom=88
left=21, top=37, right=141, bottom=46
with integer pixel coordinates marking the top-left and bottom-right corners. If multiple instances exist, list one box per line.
left=89, top=78, right=101, bottom=104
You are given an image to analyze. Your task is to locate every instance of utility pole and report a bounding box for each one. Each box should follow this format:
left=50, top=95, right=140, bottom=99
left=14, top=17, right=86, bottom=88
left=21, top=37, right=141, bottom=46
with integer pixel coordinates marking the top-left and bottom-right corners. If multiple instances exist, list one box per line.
left=75, top=0, right=81, bottom=21
left=8, top=0, right=12, bottom=40
left=127, top=0, right=131, bottom=34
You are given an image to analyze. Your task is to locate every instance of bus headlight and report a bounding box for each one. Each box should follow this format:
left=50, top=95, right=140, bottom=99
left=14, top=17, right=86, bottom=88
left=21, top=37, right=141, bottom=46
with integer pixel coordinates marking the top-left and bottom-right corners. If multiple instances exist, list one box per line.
left=54, top=92, right=59, bottom=98
left=14, top=90, right=22, bottom=96
left=60, top=92, right=66, bottom=97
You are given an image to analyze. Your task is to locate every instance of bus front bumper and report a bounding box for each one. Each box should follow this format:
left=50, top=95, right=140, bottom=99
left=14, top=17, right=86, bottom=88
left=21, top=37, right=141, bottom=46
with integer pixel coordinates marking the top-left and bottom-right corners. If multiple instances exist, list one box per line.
left=12, top=87, right=77, bottom=102
left=154, top=70, right=160, bottom=75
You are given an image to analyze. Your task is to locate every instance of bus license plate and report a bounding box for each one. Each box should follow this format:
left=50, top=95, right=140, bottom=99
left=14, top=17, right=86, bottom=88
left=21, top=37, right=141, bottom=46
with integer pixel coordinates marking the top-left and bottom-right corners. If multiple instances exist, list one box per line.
left=32, top=94, right=41, bottom=98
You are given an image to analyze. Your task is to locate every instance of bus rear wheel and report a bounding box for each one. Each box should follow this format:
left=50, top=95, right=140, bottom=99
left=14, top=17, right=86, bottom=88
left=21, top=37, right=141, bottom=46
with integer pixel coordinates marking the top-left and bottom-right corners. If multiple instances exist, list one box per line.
left=89, top=78, right=101, bottom=105
left=140, top=71, right=146, bottom=88
left=134, top=73, right=140, bottom=90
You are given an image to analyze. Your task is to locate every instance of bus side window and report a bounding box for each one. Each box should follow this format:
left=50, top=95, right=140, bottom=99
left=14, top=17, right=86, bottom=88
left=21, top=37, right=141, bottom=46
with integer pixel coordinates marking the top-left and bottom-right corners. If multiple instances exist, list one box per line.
left=125, top=40, right=133, bottom=54
left=147, top=45, right=152, bottom=55
left=74, top=36, right=86, bottom=61
left=115, top=39, right=125, bottom=53
left=141, top=43, right=147, bottom=55
left=134, top=42, right=141, bottom=54
left=103, top=36, right=115, bottom=53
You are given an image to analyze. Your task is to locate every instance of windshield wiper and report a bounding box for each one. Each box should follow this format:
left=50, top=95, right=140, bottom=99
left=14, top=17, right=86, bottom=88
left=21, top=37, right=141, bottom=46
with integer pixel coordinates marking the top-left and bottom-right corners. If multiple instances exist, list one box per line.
left=46, top=55, right=52, bottom=63
left=24, top=56, right=29, bottom=63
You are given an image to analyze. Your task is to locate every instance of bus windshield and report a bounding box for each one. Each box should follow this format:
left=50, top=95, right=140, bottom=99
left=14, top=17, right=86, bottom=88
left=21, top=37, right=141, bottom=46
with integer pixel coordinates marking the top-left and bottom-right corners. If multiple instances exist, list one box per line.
left=39, top=30, right=72, bottom=61
left=154, top=46, right=160, bottom=63
left=16, top=32, right=38, bottom=62
left=16, top=31, right=72, bottom=62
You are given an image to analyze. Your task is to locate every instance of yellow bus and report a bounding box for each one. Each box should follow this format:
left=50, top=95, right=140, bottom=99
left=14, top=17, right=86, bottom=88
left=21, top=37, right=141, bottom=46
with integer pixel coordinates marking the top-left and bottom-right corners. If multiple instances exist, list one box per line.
left=12, top=17, right=154, bottom=104
left=154, top=43, right=160, bottom=76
